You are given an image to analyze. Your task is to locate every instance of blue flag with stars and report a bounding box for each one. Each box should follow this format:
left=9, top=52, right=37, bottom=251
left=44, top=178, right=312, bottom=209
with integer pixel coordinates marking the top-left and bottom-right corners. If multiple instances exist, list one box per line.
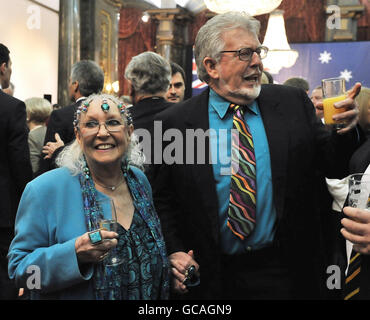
left=272, top=41, right=370, bottom=92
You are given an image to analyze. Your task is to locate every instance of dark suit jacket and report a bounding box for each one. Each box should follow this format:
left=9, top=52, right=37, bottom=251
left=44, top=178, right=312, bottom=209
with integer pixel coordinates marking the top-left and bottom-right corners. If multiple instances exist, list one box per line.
left=153, top=85, right=362, bottom=299
left=36, top=100, right=84, bottom=175
left=348, top=138, right=370, bottom=299
left=131, top=97, right=173, bottom=184
left=0, top=91, right=32, bottom=230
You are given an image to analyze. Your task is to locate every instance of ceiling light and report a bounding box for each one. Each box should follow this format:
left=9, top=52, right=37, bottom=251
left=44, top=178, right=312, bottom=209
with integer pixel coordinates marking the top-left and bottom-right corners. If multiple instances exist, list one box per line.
left=203, top=0, right=282, bottom=16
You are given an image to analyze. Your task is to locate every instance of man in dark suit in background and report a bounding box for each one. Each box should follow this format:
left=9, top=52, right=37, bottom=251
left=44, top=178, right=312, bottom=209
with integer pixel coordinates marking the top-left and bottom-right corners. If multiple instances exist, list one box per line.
left=125, top=51, right=174, bottom=184
left=153, top=12, right=363, bottom=299
left=0, top=43, right=32, bottom=299
left=37, top=60, right=104, bottom=175
left=165, top=62, right=186, bottom=103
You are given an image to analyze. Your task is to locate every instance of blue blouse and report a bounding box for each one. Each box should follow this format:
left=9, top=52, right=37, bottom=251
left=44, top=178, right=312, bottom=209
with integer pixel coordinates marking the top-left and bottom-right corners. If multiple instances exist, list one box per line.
left=95, top=210, right=164, bottom=300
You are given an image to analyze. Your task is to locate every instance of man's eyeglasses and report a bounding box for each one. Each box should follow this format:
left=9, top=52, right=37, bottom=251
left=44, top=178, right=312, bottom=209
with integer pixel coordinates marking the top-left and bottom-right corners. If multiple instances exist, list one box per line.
left=78, top=119, right=124, bottom=136
left=220, top=46, right=269, bottom=61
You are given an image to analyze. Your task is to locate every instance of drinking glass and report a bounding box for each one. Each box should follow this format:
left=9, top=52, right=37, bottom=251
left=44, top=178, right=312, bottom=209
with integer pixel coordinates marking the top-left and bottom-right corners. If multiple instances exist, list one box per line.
left=322, top=77, right=347, bottom=130
left=98, top=198, right=124, bottom=266
left=348, top=173, right=370, bottom=210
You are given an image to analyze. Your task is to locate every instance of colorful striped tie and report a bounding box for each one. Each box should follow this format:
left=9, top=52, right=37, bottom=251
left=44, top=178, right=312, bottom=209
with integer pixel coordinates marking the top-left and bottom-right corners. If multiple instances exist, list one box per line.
left=227, top=104, right=256, bottom=240
left=344, top=249, right=361, bottom=300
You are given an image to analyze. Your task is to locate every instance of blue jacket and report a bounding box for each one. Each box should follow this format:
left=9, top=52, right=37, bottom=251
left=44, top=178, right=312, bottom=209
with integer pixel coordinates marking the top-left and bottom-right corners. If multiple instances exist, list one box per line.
left=8, top=166, right=165, bottom=299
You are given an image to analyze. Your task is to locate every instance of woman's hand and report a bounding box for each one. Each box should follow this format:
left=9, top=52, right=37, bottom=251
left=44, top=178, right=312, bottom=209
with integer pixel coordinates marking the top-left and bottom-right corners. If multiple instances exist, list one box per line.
left=75, top=230, right=118, bottom=264
left=169, top=250, right=200, bottom=294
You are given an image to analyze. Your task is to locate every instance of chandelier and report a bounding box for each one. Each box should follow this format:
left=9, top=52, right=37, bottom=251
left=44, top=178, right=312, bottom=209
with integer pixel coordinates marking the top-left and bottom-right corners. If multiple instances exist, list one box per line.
left=203, top=0, right=282, bottom=16
left=262, top=10, right=298, bottom=74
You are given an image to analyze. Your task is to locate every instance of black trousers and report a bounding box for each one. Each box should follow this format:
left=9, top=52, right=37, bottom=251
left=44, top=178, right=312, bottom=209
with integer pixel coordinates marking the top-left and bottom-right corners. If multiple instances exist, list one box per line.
left=221, top=246, right=293, bottom=300
left=0, top=228, right=18, bottom=300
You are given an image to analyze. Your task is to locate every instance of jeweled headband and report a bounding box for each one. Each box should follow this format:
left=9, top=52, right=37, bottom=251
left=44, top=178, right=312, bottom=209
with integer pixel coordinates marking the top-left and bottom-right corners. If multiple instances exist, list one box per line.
left=73, top=95, right=133, bottom=128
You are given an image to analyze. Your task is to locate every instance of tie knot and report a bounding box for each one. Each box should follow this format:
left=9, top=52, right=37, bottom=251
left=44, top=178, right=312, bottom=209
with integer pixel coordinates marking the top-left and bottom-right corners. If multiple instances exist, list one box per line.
left=229, top=103, right=244, bottom=114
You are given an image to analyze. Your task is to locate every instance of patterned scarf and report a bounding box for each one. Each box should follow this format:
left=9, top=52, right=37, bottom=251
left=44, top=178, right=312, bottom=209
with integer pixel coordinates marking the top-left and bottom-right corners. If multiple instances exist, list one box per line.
left=78, top=162, right=170, bottom=300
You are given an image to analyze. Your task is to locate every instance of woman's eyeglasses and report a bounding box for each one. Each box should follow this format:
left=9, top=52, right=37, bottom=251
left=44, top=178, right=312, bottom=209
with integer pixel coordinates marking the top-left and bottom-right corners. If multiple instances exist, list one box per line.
left=79, top=119, right=124, bottom=136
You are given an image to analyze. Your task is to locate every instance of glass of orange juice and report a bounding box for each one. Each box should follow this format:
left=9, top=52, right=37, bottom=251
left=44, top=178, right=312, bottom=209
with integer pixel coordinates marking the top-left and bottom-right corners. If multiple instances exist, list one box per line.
left=322, top=77, right=347, bottom=129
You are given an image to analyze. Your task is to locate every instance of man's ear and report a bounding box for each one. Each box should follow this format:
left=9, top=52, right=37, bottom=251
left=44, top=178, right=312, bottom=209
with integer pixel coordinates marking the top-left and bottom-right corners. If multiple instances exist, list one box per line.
left=0, top=62, right=5, bottom=75
left=203, top=57, right=219, bottom=80
left=128, top=81, right=135, bottom=98
left=73, top=80, right=80, bottom=93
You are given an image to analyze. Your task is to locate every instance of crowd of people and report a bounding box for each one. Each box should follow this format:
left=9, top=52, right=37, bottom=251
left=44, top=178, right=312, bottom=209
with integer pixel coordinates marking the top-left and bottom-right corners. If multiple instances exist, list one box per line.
left=0, top=11, right=369, bottom=300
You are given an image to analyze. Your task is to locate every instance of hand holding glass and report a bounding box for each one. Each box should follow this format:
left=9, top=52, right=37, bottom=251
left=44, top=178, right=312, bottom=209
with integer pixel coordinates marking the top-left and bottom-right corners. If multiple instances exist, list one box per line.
left=322, top=77, right=347, bottom=129
left=348, top=173, right=370, bottom=210
left=99, top=198, right=124, bottom=266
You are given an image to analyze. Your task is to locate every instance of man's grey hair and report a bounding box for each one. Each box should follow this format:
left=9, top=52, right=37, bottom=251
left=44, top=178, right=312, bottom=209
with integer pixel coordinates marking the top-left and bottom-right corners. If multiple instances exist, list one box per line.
left=194, top=12, right=261, bottom=83
left=125, top=51, right=171, bottom=95
left=71, top=60, right=105, bottom=97
left=56, top=93, right=144, bottom=175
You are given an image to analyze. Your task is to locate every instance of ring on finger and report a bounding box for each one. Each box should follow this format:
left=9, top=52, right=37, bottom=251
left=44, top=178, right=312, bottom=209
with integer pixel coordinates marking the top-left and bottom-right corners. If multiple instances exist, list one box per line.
left=183, top=265, right=195, bottom=283
left=88, top=230, right=103, bottom=245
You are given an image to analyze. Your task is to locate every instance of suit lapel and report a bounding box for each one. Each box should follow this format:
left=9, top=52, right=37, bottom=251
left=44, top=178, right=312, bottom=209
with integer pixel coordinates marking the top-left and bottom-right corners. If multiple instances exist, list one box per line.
left=184, top=89, right=220, bottom=243
left=257, top=85, right=289, bottom=221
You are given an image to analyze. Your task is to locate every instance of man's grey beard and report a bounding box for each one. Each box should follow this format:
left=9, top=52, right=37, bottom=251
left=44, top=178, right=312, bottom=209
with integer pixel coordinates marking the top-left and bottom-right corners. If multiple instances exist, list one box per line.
left=229, top=84, right=261, bottom=102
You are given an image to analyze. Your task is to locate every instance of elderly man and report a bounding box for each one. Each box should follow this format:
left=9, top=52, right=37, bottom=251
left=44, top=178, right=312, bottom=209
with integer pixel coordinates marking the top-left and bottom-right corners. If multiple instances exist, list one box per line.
left=125, top=51, right=174, bottom=184
left=153, top=12, right=363, bottom=299
left=37, top=60, right=104, bottom=175
left=165, top=62, right=186, bottom=103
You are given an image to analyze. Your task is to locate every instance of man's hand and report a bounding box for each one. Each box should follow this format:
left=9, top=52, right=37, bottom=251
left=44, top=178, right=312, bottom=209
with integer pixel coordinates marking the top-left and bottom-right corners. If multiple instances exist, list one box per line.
left=333, top=82, right=361, bottom=134
left=42, top=133, right=64, bottom=159
left=315, top=83, right=361, bottom=134
left=341, top=206, right=370, bottom=255
left=169, top=250, right=200, bottom=294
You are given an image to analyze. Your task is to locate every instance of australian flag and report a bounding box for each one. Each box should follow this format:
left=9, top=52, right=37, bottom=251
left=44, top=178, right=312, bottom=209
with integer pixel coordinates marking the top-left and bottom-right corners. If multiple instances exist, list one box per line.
left=192, top=41, right=370, bottom=96
left=273, top=41, right=370, bottom=92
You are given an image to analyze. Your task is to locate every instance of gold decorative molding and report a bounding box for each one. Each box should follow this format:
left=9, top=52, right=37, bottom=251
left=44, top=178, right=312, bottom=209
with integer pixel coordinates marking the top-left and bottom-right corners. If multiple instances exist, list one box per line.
left=104, top=0, right=122, bottom=9
left=147, top=7, right=193, bottom=45
left=147, top=8, right=193, bottom=22
left=100, top=9, right=112, bottom=87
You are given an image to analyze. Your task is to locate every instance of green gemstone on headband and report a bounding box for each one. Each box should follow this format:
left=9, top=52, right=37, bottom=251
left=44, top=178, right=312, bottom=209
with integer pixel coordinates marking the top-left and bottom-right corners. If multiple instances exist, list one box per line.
left=101, top=102, right=110, bottom=112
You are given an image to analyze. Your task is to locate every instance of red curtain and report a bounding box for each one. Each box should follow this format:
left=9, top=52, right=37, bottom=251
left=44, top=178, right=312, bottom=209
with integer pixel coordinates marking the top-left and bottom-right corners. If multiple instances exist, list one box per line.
left=189, top=0, right=326, bottom=45
left=118, top=8, right=157, bottom=96
left=189, top=10, right=211, bottom=45
left=358, top=0, right=370, bottom=40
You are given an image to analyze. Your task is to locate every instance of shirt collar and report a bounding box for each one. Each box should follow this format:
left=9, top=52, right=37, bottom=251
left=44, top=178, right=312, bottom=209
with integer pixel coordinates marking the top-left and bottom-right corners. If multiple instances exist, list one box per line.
left=209, top=88, right=258, bottom=119
left=76, top=96, right=86, bottom=103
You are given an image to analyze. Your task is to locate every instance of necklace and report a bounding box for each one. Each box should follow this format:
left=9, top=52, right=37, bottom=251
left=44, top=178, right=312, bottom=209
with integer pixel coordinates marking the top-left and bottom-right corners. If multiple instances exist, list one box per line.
left=93, top=178, right=125, bottom=191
